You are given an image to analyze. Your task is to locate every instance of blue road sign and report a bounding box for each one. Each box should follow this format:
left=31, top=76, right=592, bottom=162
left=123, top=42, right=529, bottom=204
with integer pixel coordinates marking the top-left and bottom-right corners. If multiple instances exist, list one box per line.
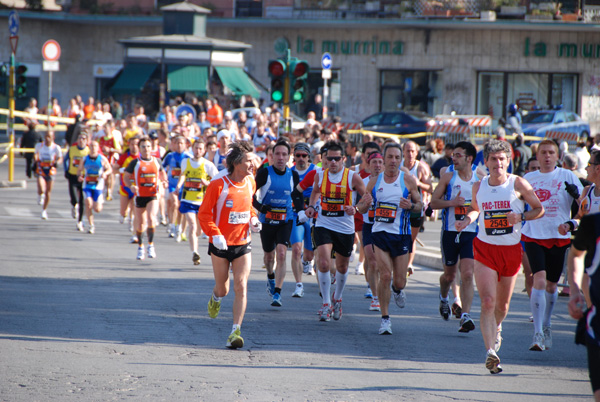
left=8, top=10, right=19, bottom=36
left=321, top=53, right=332, bottom=70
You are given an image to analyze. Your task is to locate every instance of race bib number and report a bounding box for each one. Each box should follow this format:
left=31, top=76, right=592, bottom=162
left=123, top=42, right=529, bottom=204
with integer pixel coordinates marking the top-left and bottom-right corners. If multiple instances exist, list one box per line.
left=73, top=157, right=82, bottom=167
left=184, top=178, right=203, bottom=191
left=483, top=209, right=513, bottom=235
left=454, top=201, right=471, bottom=221
left=266, top=207, right=287, bottom=224
left=171, top=168, right=181, bottom=178
left=321, top=196, right=345, bottom=217
left=228, top=211, right=250, bottom=225
left=86, top=174, right=99, bottom=186
left=374, top=202, right=398, bottom=223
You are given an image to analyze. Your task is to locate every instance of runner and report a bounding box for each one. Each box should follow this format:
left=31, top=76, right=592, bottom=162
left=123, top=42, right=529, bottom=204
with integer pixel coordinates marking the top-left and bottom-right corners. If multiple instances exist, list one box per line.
left=305, top=142, right=372, bottom=322
left=123, top=137, right=168, bottom=260
left=522, top=140, right=583, bottom=351
left=456, top=139, right=543, bottom=374
left=114, top=136, right=140, bottom=242
left=163, top=136, right=190, bottom=239
left=64, top=132, right=90, bottom=231
left=34, top=131, right=63, bottom=220
left=567, top=213, right=600, bottom=401
left=254, top=138, right=302, bottom=306
left=430, top=141, right=478, bottom=333
left=361, top=150, right=384, bottom=312
left=290, top=142, right=317, bottom=296
left=402, top=140, right=433, bottom=276
left=198, top=141, right=262, bottom=349
left=175, top=139, right=218, bottom=265
left=77, top=140, right=112, bottom=234
left=363, top=143, right=422, bottom=335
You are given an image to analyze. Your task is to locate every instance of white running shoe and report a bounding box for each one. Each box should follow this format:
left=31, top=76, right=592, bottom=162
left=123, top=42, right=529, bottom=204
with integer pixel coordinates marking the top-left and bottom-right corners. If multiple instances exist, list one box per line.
left=393, top=289, right=406, bottom=308
left=76, top=221, right=84, bottom=232
left=119, top=215, right=125, bottom=224
left=71, top=204, right=78, bottom=219
left=128, top=218, right=134, bottom=233
left=201, top=233, right=208, bottom=239
left=147, top=244, right=156, bottom=258
left=88, top=225, right=95, bottom=234
left=355, top=262, right=365, bottom=275
left=302, top=259, right=314, bottom=274
left=529, top=332, right=545, bottom=351
left=41, top=210, right=48, bottom=220
left=379, top=318, right=392, bottom=335
left=38, top=194, right=45, bottom=205
left=485, top=350, right=502, bottom=374
left=137, top=247, right=145, bottom=260
left=495, top=324, right=503, bottom=353
left=349, top=244, right=356, bottom=263
left=292, top=284, right=304, bottom=298
left=130, top=235, right=139, bottom=244
left=369, top=298, right=381, bottom=311
left=159, top=215, right=167, bottom=226
left=168, top=223, right=175, bottom=238
left=543, top=326, right=552, bottom=350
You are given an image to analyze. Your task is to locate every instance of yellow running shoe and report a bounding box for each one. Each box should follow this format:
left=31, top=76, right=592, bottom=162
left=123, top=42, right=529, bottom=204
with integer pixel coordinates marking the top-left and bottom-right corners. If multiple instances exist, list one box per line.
left=226, top=328, right=244, bottom=349
left=207, top=295, right=221, bottom=319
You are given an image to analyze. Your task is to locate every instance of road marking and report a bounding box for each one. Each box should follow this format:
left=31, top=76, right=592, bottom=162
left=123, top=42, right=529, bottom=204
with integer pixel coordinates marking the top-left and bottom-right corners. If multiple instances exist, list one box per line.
left=4, top=207, right=36, bottom=217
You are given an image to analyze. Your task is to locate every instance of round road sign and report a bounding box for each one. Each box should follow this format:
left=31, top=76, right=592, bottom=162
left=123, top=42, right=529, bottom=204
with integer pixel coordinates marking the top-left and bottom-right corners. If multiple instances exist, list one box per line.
left=42, top=40, right=61, bottom=61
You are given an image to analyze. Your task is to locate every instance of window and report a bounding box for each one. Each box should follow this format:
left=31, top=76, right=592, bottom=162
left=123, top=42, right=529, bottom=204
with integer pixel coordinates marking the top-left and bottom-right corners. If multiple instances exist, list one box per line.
left=477, top=72, right=578, bottom=123
left=380, top=70, right=441, bottom=116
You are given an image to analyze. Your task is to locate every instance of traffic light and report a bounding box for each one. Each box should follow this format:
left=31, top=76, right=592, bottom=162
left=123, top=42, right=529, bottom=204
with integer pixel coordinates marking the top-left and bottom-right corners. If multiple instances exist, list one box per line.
left=0, top=64, right=7, bottom=96
left=15, top=64, right=27, bottom=98
left=268, top=59, right=286, bottom=102
left=289, top=58, right=309, bottom=103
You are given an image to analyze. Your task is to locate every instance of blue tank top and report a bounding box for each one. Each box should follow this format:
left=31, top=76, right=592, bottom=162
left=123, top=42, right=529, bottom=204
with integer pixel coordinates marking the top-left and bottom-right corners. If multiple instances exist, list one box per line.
left=83, top=155, right=104, bottom=190
left=163, top=152, right=189, bottom=188
left=257, top=166, right=294, bottom=225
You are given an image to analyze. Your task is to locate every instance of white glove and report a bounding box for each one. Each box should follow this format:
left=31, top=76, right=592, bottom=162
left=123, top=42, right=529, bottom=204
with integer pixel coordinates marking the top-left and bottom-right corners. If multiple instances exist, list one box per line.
left=212, top=235, right=228, bottom=251
left=297, top=210, right=309, bottom=224
left=250, top=216, right=262, bottom=233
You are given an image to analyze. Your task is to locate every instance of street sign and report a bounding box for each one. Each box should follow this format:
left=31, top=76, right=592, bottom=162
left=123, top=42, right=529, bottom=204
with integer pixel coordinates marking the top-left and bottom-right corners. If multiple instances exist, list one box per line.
left=321, top=52, right=332, bottom=70
left=42, top=39, right=61, bottom=61
left=8, top=10, right=19, bottom=36
left=43, top=60, right=59, bottom=72
left=322, top=69, right=331, bottom=79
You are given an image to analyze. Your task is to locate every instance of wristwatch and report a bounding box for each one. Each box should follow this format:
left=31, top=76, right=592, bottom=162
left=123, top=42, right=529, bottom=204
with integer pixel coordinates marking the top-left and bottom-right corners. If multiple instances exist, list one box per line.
left=521, top=213, right=526, bottom=222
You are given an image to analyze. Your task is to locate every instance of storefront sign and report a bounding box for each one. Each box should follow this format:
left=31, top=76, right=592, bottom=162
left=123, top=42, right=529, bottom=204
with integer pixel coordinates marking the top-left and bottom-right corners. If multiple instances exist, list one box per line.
left=296, top=36, right=403, bottom=56
left=524, top=37, right=600, bottom=58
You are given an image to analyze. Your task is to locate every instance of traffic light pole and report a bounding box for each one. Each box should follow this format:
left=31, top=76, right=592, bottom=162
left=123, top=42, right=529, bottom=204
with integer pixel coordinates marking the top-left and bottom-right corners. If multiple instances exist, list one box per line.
left=283, top=49, right=291, bottom=133
left=8, top=53, right=15, bottom=182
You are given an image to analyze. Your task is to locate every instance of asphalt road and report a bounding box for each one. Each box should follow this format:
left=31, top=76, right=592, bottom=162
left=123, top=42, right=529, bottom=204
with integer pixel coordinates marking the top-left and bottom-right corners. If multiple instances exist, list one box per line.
left=0, top=158, right=592, bottom=401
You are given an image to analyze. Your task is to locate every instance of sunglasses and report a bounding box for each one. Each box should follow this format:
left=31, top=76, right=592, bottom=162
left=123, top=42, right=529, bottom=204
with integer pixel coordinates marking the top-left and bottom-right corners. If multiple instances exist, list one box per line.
left=588, top=162, right=600, bottom=167
left=326, top=156, right=342, bottom=162
left=295, top=153, right=309, bottom=158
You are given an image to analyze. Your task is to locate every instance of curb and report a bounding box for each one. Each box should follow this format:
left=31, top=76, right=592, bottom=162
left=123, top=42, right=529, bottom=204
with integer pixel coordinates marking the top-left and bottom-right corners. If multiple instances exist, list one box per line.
left=414, top=251, right=443, bottom=271
left=0, top=180, right=27, bottom=188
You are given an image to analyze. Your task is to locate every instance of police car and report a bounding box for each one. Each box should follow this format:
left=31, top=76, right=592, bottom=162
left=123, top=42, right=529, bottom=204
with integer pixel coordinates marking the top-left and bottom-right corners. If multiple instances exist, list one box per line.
left=521, top=107, right=590, bottom=142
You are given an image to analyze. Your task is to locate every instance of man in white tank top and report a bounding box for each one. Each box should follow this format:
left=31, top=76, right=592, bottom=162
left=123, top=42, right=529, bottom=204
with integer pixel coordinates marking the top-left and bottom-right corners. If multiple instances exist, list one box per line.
left=456, top=140, right=543, bottom=375
left=430, top=141, right=479, bottom=333
left=522, top=140, right=583, bottom=352
left=402, top=141, right=433, bottom=275
left=362, top=143, right=422, bottom=336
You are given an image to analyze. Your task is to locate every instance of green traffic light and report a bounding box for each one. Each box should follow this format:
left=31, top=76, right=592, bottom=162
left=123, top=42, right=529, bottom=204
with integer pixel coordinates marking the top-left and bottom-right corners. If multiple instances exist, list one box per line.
left=272, top=90, right=283, bottom=102
left=292, top=91, right=303, bottom=102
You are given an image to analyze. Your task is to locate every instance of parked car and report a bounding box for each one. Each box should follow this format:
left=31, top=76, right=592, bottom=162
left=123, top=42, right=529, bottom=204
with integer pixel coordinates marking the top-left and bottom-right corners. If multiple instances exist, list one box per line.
left=521, top=109, right=590, bottom=142
left=361, top=111, right=432, bottom=145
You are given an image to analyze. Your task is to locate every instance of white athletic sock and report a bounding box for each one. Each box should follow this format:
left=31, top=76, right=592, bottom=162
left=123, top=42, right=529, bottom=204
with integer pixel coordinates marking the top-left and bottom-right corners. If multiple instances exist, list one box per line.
left=212, top=293, right=222, bottom=303
left=530, top=288, right=546, bottom=334
left=543, top=289, right=558, bottom=328
left=317, top=270, right=331, bottom=305
left=231, top=324, right=240, bottom=334
left=440, top=294, right=449, bottom=302
left=334, top=271, right=349, bottom=300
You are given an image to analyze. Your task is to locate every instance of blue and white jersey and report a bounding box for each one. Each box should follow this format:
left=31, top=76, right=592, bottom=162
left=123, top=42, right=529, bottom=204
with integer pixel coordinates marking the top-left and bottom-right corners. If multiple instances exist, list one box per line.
left=163, top=151, right=190, bottom=190
left=83, top=155, right=106, bottom=191
left=441, top=169, right=479, bottom=233
left=256, top=165, right=294, bottom=225
left=371, top=172, right=411, bottom=235
left=292, top=163, right=316, bottom=201
left=213, top=150, right=228, bottom=172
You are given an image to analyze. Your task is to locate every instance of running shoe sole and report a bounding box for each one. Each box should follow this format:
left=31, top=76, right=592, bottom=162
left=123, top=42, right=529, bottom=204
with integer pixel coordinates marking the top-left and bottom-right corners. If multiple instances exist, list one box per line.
left=485, top=353, right=502, bottom=374
left=452, top=303, right=462, bottom=318
left=459, top=319, right=476, bottom=333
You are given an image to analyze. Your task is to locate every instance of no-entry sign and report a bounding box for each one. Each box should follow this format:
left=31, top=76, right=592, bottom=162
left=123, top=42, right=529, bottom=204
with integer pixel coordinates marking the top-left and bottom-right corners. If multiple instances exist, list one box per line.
left=42, top=40, right=61, bottom=61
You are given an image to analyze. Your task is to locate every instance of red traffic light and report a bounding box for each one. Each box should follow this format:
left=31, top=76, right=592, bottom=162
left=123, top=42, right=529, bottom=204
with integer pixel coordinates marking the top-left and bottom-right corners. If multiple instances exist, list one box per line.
left=16, top=64, right=27, bottom=75
left=268, top=60, right=286, bottom=77
left=291, top=61, right=308, bottom=78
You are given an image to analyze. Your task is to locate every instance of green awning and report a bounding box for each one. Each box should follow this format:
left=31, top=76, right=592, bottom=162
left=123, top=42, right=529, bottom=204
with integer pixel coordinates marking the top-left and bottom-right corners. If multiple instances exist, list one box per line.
left=215, top=66, right=260, bottom=98
left=167, top=65, right=208, bottom=94
left=111, top=63, right=156, bottom=93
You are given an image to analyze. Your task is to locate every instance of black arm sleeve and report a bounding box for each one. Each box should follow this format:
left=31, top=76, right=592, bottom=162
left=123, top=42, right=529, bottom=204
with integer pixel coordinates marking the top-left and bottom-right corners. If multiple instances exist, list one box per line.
left=252, top=167, right=270, bottom=213
left=291, top=170, right=304, bottom=212
left=124, top=159, right=139, bottom=174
